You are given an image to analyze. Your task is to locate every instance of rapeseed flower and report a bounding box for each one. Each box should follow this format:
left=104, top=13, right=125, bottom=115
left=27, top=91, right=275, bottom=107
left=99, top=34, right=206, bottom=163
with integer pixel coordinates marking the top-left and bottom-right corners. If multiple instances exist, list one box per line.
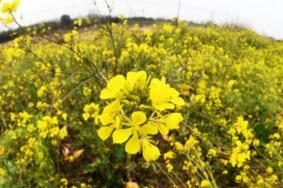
left=96, top=71, right=184, bottom=161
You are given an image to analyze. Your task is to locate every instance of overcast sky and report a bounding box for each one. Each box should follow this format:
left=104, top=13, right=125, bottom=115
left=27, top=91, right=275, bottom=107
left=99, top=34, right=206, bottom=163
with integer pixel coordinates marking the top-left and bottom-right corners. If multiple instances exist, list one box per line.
left=5, top=0, right=283, bottom=39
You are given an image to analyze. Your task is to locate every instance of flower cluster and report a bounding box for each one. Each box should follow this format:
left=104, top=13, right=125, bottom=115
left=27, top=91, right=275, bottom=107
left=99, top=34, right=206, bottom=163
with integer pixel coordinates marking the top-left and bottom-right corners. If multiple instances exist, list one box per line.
left=228, top=116, right=259, bottom=168
left=0, top=0, right=20, bottom=24
left=96, top=71, right=184, bottom=161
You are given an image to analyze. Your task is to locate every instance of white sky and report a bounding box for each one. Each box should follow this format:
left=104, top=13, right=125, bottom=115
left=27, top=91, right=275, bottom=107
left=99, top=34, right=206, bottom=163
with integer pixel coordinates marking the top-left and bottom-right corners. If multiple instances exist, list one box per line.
left=3, top=0, right=283, bottom=39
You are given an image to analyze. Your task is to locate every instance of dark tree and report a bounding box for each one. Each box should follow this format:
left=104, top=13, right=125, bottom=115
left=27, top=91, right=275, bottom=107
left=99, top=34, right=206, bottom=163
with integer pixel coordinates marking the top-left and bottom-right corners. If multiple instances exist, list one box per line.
left=60, top=14, right=72, bottom=28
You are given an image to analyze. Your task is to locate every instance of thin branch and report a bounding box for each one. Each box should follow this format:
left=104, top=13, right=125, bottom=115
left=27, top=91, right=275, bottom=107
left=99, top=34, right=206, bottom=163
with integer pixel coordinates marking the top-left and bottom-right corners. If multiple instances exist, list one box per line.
left=61, top=76, right=94, bottom=102
left=9, top=11, right=108, bottom=84
left=176, top=0, right=182, bottom=27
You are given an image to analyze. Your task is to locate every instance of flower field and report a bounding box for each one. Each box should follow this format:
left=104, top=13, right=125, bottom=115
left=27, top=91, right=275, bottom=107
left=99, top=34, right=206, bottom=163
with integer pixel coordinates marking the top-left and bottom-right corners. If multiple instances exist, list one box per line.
left=0, top=7, right=283, bottom=187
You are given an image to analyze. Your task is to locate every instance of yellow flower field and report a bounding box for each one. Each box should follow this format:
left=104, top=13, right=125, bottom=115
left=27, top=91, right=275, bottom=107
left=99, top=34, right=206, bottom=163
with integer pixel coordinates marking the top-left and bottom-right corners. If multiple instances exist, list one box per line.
left=0, top=1, right=283, bottom=187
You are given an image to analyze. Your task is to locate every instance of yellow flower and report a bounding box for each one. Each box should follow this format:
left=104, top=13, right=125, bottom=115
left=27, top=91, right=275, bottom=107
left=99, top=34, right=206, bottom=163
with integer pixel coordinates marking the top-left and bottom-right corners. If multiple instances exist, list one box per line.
left=113, top=111, right=147, bottom=145
left=166, top=163, right=174, bottom=173
left=114, top=111, right=145, bottom=153
left=1, top=0, right=20, bottom=13
left=208, top=148, right=217, bottom=157
left=174, top=141, right=183, bottom=151
left=270, top=133, right=280, bottom=140
left=63, top=30, right=78, bottom=43
left=83, top=86, right=92, bottom=96
left=164, top=150, right=175, bottom=160
left=97, top=71, right=185, bottom=161
left=100, top=71, right=147, bottom=100
left=200, top=180, right=211, bottom=188
left=157, top=113, right=183, bottom=134
left=74, top=18, right=83, bottom=27
left=83, top=103, right=99, bottom=122
left=185, top=136, right=199, bottom=150
left=59, top=126, right=68, bottom=139
left=60, top=178, right=68, bottom=186
left=100, top=75, right=126, bottom=100
left=82, top=113, right=90, bottom=121
left=0, top=168, right=6, bottom=177
left=270, top=174, right=278, bottom=181
left=230, top=141, right=250, bottom=168
left=149, top=78, right=184, bottom=111
left=253, top=139, right=260, bottom=147
left=37, top=85, right=47, bottom=98
left=62, top=113, right=68, bottom=121
left=19, top=111, right=33, bottom=125
left=266, top=167, right=273, bottom=174
left=222, top=170, right=228, bottom=175
left=125, top=71, right=147, bottom=92
left=97, top=100, right=121, bottom=140
left=50, top=127, right=60, bottom=137
left=235, top=175, right=242, bottom=182
left=141, top=139, right=160, bottom=161
left=0, top=145, right=4, bottom=156
left=111, top=111, right=160, bottom=161
left=148, top=113, right=183, bottom=135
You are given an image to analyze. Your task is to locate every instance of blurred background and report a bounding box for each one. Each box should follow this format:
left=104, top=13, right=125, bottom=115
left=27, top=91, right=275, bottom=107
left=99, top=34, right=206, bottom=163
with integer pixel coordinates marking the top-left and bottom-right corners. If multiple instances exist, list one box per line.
left=4, top=0, right=283, bottom=39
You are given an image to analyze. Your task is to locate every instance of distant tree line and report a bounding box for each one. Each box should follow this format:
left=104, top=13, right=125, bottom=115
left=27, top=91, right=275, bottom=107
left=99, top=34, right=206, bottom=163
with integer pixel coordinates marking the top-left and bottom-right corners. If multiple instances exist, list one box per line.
left=1, top=14, right=278, bottom=44
left=0, top=14, right=175, bottom=44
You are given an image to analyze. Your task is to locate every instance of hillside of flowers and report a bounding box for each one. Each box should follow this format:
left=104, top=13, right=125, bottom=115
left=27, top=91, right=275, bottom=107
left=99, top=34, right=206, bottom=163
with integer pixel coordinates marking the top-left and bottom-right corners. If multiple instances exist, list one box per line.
left=0, top=2, right=283, bottom=188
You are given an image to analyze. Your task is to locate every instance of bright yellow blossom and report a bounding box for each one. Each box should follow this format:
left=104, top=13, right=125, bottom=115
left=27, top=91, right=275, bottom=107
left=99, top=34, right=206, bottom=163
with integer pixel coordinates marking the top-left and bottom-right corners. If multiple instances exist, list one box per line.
left=97, top=71, right=184, bottom=161
left=149, top=78, right=185, bottom=111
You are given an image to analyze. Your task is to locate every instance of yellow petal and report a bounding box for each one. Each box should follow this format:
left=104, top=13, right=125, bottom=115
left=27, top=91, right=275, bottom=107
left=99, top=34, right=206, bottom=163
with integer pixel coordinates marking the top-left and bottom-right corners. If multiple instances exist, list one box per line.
left=114, top=116, right=121, bottom=129
left=97, top=126, right=114, bottom=140
left=149, top=79, right=165, bottom=106
left=100, top=75, right=125, bottom=99
left=142, top=140, right=160, bottom=161
left=100, top=100, right=121, bottom=125
left=131, top=111, right=146, bottom=126
left=163, top=113, right=184, bottom=130
left=171, top=97, right=185, bottom=106
left=126, top=71, right=147, bottom=91
left=158, top=123, right=169, bottom=135
left=125, top=134, right=140, bottom=154
left=155, top=103, right=175, bottom=111
left=108, top=75, right=126, bottom=88
left=140, top=123, right=158, bottom=135
left=112, top=128, right=132, bottom=144
left=103, top=100, right=121, bottom=114
left=100, top=89, right=113, bottom=99
left=99, top=113, right=114, bottom=125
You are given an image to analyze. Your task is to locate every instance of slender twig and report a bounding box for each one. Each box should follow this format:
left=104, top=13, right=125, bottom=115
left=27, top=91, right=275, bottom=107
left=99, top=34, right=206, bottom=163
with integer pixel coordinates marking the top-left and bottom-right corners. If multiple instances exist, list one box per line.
left=152, top=161, right=178, bottom=187
left=103, top=0, right=120, bottom=74
left=61, top=76, right=94, bottom=102
left=176, top=0, right=182, bottom=27
left=9, top=11, right=108, bottom=84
